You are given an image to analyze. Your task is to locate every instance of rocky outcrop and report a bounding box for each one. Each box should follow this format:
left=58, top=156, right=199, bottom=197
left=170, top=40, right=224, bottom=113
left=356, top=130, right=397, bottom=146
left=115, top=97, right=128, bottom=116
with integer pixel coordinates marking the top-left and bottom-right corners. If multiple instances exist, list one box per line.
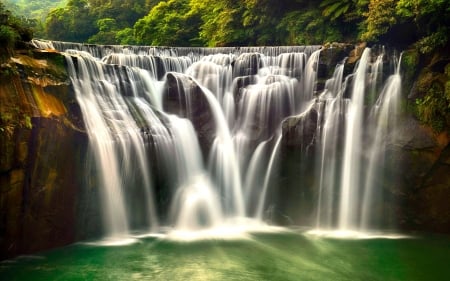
left=270, top=106, right=320, bottom=226
left=162, top=72, right=216, bottom=154
left=281, top=106, right=319, bottom=150
left=387, top=117, right=450, bottom=233
left=0, top=48, right=88, bottom=260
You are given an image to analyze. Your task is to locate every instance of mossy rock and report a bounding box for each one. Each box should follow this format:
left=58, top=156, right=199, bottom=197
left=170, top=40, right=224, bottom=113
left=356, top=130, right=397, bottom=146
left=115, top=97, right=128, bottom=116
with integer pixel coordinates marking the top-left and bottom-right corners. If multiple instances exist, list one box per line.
left=401, top=49, right=420, bottom=95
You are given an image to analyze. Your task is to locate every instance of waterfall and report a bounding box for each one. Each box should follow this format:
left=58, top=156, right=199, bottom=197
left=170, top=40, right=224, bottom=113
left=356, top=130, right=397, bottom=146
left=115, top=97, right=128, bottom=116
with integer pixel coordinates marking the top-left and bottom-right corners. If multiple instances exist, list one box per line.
left=34, top=39, right=402, bottom=239
left=339, top=48, right=371, bottom=230
left=314, top=48, right=402, bottom=234
left=360, top=53, right=402, bottom=230
left=315, top=63, right=346, bottom=229
left=64, top=50, right=158, bottom=241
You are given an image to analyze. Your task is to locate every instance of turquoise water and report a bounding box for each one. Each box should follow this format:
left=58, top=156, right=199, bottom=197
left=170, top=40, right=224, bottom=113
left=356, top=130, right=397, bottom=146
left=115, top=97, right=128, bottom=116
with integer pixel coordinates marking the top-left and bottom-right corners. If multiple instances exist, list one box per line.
left=1, top=230, right=449, bottom=281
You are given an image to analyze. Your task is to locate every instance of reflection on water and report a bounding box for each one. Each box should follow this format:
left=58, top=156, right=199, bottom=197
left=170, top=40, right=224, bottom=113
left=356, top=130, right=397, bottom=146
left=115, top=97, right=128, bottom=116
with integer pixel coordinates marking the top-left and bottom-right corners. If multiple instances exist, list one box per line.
left=0, top=229, right=448, bottom=281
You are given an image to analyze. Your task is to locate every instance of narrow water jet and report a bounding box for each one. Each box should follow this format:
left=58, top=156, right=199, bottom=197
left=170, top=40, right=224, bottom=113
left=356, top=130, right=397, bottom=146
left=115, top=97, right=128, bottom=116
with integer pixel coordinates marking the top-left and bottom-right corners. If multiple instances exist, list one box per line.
left=256, top=135, right=282, bottom=220
left=338, top=48, right=371, bottom=230
left=360, top=54, right=402, bottom=230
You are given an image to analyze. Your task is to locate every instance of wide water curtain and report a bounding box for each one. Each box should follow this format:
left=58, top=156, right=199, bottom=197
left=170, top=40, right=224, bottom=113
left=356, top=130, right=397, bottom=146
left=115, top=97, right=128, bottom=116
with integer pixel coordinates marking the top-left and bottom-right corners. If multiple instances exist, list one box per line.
left=32, top=39, right=401, bottom=237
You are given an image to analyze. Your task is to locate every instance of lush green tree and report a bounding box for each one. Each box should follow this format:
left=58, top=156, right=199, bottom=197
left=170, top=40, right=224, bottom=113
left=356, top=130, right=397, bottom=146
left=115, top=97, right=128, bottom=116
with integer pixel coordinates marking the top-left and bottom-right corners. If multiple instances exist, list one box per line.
left=144, top=0, right=164, bottom=10
left=115, top=27, right=137, bottom=45
left=17, top=0, right=446, bottom=51
left=360, top=0, right=398, bottom=42
left=134, top=0, right=202, bottom=46
left=241, top=0, right=290, bottom=45
left=277, top=9, right=343, bottom=45
left=320, top=0, right=354, bottom=20
left=319, top=0, right=369, bottom=41
left=89, top=0, right=147, bottom=28
left=359, top=0, right=449, bottom=52
left=0, top=3, right=20, bottom=49
left=0, top=1, right=33, bottom=49
left=396, top=0, right=449, bottom=53
left=87, top=18, right=118, bottom=44
left=189, top=0, right=247, bottom=46
left=45, top=0, right=96, bottom=42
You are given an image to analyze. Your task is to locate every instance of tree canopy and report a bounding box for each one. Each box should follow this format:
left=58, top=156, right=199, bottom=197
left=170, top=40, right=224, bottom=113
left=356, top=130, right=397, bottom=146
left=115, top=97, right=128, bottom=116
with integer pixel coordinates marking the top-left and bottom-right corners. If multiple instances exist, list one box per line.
left=1, top=0, right=448, bottom=53
left=0, top=1, right=33, bottom=51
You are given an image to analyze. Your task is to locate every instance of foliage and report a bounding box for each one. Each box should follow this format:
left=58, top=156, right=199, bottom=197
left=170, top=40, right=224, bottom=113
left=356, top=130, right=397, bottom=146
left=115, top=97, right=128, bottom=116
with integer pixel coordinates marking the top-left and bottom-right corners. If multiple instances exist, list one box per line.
left=396, top=0, right=450, bottom=53
left=277, top=9, right=343, bottom=45
left=414, top=27, right=449, bottom=54
left=3, top=0, right=66, bottom=38
left=241, top=0, right=289, bottom=45
left=87, top=18, right=118, bottom=44
left=3, top=0, right=66, bottom=20
left=115, top=28, right=137, bottom=45
left=45, top=0, right=96, bottom=42
left=317, top=0, right=370, bottom=42
left=320, top=0, right=353, bottom=21
left=414, top=67, right=450, bottom=133
left=360, top=0, right=398, bottom=42
left=0, top=106, right=33, bottom=137
left=188, top=0, right=246, bottom=46
left=360, top=0, right=449, bottom=51
left=0, top=24, right=20, bottom=48
left=134, top=0, right=202, bottom=46
left=0, top=1, right=33, bottom=50
left=89, top=0, right=147, bottom=28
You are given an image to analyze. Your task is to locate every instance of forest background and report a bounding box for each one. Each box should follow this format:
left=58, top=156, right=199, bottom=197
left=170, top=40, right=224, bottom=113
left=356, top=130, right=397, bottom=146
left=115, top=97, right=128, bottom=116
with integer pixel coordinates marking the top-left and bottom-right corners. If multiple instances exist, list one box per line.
left=1, top=0, right=448, bottom=51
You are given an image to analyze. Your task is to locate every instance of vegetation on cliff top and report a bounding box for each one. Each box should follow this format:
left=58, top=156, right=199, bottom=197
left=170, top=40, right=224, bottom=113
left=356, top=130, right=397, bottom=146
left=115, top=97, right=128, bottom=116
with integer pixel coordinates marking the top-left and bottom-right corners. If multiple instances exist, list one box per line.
left=2, top=0, right=449, bottom=133
left=0, top=2, right=33, bottom=52
left=1, top=0, right=447, bottom=50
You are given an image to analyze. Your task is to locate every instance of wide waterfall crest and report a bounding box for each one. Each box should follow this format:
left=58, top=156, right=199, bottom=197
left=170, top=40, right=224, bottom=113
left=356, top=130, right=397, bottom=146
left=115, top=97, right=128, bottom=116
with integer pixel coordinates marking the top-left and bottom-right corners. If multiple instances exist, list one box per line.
left=33, top=39, right=402, bottom=240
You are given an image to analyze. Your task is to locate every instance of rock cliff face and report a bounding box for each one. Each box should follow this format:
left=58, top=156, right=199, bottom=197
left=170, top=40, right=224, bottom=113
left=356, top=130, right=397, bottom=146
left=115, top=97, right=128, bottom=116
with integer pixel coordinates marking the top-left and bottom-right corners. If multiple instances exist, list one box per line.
left=390, top=118, right=450, bottom=233
left=0, top=48, right=88, bottom=260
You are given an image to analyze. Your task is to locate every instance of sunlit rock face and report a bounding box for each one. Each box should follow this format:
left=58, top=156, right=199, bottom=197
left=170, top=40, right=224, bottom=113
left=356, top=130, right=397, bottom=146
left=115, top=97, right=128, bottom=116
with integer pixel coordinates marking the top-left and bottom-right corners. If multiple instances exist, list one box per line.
left=0, top=49, right=90, bottom=260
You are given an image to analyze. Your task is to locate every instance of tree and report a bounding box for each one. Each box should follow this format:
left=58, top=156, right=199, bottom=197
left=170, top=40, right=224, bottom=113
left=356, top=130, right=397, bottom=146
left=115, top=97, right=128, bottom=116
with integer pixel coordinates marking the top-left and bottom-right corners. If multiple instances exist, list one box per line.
left=115, top=27, right=137, bottom=45
left=45, top=0, right=96, bottom=42
left=396, top=0, right=449, bottom=53
left=277, top=9, right=343, bottom=45
left=0, top=2, right=33, bottom=49
left=360, top=0, right=398, bottom=42
left=87, top=18, right=118, bottom=44
left=190, top=0, right=248, bottom=46
left=134, top=0, right=202, bottom=46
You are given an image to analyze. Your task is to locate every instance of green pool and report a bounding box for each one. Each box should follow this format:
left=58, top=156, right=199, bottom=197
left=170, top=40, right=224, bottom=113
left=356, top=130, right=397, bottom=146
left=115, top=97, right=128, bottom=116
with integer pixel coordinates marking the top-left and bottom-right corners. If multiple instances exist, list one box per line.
left=1, top=229, right=448, bottom=281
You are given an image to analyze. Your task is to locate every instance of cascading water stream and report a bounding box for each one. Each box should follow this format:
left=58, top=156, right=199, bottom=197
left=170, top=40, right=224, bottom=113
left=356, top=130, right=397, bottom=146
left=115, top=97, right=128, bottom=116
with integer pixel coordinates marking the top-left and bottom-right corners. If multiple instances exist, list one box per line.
left=360, top=53, right=402, bottom=230
left=34, top=39, right=403, bottom=240
left=64, top=50, right=159, bottom=241
left=313, top=48, right=403, bottom=235
left=256, top=135, right=282, bottom=220
left=338, top=48, right=371, bottom=230
left=315, top=63, right=346, bottom=229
